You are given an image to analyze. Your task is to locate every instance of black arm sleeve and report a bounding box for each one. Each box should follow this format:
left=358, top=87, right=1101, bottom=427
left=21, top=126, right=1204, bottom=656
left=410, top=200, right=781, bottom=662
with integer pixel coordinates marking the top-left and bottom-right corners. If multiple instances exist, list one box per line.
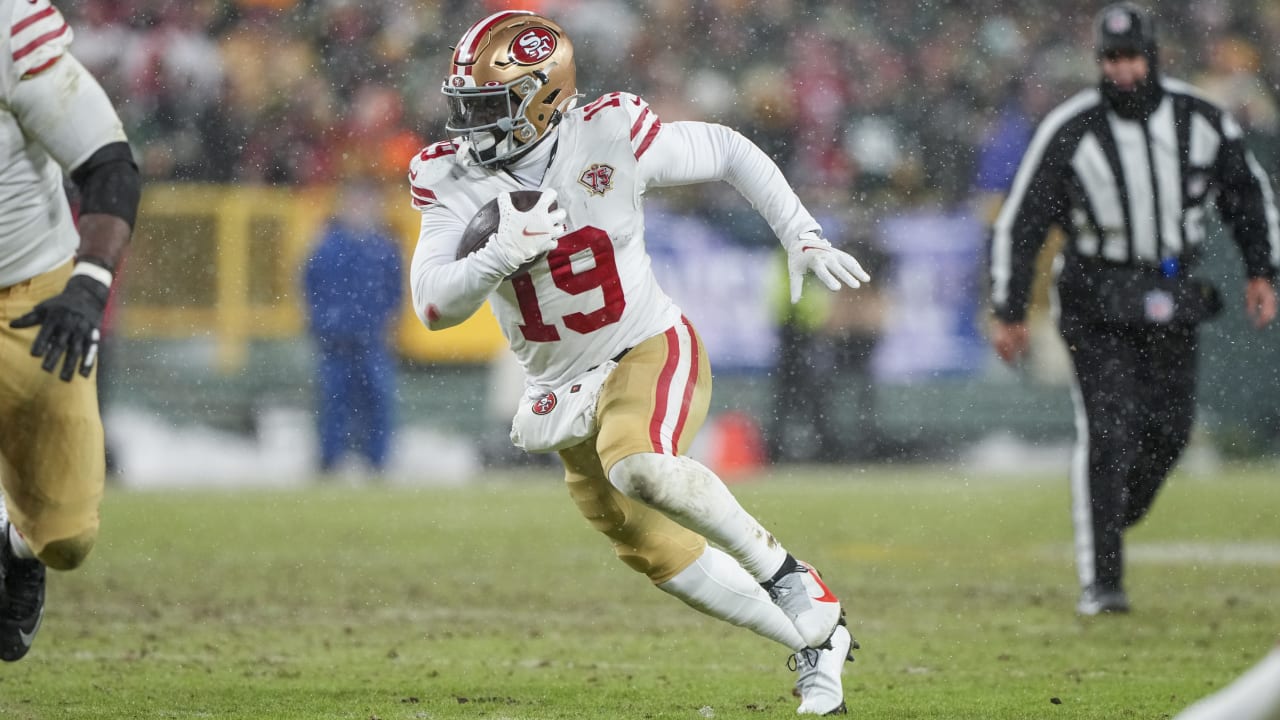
left=991, top=133, right=1071, bottom=323
left=70, top=141, right=141, bottom=229
left=1214, top=132, right=1279, bottom=279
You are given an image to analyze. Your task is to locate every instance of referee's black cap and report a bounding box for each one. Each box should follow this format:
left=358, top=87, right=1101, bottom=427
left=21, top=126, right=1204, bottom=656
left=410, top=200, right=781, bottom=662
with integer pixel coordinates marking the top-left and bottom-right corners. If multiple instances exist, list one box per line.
left=1094, top=3, right=1158, bottom=61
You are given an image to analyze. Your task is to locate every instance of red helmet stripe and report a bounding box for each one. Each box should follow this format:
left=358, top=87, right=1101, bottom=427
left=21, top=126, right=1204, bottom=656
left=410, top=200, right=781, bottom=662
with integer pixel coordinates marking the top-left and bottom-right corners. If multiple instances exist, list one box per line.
left=453, top=10, right=533, bottom=66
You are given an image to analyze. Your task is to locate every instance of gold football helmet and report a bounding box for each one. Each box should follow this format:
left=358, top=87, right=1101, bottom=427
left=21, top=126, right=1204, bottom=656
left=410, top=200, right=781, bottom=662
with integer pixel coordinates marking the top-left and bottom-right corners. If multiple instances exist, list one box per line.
left=443, top=11, right=578, bottom=167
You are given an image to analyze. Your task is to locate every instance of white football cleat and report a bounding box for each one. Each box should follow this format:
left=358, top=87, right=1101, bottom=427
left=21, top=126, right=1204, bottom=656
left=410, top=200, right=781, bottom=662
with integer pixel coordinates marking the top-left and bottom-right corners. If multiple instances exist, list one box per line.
left=793, top=623, right=857, bottom=715
left=762, top=555, right=843, bottom=649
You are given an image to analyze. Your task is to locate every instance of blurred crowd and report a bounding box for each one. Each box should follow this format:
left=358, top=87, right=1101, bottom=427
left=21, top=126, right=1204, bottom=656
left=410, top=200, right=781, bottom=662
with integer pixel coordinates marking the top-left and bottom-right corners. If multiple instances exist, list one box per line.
left=62, top=0, right=1280, bottom=222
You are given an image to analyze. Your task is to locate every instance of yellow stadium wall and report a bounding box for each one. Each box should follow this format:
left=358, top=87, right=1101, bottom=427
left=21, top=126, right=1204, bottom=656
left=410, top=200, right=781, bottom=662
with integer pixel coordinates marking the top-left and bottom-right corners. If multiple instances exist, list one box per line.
left=121, top=183, right=504, bottom=372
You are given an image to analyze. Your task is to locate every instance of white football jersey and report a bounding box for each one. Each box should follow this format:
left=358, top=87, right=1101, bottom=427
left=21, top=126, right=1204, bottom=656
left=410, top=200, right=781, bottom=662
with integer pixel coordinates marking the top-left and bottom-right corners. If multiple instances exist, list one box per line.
left=410, top=92, right=820, bottom=388
left=0, top=0, right=127, bottom=288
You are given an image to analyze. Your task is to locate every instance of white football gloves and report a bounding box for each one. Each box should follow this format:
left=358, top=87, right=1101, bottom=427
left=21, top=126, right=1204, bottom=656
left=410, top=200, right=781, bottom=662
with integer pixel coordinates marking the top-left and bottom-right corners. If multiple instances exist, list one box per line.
left=485, top=189, right=567, bottom=276
left=785, top=230, right=871, bottom=304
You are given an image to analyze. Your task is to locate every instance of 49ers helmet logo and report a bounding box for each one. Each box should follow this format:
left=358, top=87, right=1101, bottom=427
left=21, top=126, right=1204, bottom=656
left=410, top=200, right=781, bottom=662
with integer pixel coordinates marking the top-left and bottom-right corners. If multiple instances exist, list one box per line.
left=512, top=28, right=556, bottom=64
left=531, top=392, right=557, bottom=415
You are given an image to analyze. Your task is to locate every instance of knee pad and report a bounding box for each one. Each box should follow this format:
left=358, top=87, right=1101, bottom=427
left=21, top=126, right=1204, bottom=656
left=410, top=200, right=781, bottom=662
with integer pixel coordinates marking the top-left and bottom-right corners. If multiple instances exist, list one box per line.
left=38, top=531, right=97, bottom=571
left=566, top=473, right=704, bottom=584
left=608, top=452, right=680, bottom=507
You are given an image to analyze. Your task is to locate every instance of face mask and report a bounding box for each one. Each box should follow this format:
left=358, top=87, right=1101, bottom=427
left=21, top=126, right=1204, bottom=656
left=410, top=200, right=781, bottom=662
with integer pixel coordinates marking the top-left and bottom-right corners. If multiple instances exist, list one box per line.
left=1100, top=71, right=1162, bottom=120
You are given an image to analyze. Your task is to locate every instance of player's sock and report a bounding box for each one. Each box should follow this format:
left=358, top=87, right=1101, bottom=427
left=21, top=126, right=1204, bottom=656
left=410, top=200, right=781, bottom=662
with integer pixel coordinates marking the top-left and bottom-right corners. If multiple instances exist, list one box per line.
left=609, top=453, right=787, bottom=581
left=658, top=545, right=805, bottom=651
left=1175, top=645, right=1280, bottom=720
left=6, top=524, right=34, bottom=560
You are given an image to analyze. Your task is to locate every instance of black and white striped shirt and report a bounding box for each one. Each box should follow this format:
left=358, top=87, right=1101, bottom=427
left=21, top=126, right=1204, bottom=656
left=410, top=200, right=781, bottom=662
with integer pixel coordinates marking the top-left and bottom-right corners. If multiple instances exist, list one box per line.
left=990, top=78, right=1280, bottom=322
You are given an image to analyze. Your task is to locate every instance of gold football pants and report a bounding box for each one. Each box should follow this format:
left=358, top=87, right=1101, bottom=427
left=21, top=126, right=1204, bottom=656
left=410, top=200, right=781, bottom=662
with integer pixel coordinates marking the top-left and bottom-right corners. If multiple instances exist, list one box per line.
left=559, top=317, right=712, bottom=584
left=0, top=261, right=103, bottom=570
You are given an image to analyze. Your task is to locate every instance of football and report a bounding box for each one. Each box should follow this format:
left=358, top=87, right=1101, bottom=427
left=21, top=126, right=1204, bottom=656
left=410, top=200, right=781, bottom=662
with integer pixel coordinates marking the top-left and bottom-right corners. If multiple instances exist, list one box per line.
left=456, top=190, right=556, bottom=275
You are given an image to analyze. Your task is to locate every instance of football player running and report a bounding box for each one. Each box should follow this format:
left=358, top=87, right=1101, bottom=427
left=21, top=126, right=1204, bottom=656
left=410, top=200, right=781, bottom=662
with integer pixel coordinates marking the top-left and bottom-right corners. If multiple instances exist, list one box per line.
left=409, top=11, right=868, bottom=715
left=0, top=0, right=140, bottom=660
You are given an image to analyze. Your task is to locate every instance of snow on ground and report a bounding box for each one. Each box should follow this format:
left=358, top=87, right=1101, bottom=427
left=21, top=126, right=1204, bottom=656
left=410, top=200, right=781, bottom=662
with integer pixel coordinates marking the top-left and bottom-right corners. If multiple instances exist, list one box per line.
left=103, top=408, right=1227, bottom=489
left=106, top=406, right=481, bottom=489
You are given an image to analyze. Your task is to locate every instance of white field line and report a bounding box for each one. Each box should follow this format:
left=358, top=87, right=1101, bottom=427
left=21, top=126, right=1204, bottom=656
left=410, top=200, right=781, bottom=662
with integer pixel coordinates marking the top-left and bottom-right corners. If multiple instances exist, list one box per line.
left=1040, top=541, right=1280, bottom=566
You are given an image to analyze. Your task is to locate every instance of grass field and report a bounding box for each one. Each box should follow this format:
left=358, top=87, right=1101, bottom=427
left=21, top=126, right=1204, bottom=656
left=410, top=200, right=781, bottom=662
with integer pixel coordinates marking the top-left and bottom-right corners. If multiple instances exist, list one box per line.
left=0, top=464, right=1277, bottom=719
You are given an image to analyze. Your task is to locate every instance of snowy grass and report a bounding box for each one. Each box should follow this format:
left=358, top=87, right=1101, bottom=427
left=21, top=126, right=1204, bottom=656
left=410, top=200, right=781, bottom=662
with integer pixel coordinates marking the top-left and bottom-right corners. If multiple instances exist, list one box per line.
left=1, top=464, right=1276, bottom=719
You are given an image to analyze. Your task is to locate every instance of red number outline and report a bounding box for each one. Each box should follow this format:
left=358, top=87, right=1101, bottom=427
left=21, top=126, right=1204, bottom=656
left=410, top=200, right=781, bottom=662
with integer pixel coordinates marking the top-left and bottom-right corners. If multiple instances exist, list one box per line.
left=513, top=226, right=626, bottom=342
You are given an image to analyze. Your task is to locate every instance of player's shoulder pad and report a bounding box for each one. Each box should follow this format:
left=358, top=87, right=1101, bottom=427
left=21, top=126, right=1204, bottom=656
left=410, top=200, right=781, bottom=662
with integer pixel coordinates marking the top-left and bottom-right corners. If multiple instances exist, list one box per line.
left=408, top=139, right=462, bottom=210
left=10, top=0, right=71, bottom=80
left=575, top=92, right=663, bottom=160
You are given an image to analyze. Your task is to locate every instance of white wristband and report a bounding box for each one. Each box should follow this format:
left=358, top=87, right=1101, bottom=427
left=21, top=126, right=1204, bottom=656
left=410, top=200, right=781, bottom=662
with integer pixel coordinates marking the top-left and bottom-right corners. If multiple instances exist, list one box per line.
left=71, top=261, right=114, bottom=288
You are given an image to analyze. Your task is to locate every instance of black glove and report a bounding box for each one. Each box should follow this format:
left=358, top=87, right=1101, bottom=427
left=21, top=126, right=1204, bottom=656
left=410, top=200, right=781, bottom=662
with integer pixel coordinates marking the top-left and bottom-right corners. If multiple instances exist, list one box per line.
left=9, top=273, right=109, bottom=381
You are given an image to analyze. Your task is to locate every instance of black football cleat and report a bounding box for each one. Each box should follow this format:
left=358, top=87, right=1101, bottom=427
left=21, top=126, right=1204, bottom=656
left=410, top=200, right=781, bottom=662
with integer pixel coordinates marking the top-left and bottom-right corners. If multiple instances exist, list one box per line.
left=1076, top=584, right=1130, bottom=616
left=0, top=523, right=46, bottom=661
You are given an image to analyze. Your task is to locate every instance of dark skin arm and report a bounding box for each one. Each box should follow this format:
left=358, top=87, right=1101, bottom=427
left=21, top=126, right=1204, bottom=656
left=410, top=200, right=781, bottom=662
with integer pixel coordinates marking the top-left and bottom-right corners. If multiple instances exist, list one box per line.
left=9, top=212, right=135, bottom=380
left=77, top=213, right=132, bottom=270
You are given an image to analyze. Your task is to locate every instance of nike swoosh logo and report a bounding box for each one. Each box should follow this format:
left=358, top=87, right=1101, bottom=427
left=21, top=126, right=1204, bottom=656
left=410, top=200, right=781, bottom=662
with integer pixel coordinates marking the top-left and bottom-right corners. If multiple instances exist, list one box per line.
left=800, top=245, right=823, bottom=253
left=18, top=609, right=42, bottom=647
left=802, top=564, right=839, bottom=603
left=522, top=228, right=543, bottom=237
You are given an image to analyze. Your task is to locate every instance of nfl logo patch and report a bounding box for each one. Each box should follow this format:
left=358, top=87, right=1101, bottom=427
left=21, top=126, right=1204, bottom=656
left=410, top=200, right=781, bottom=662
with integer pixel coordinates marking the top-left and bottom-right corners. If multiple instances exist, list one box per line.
left=1106, top=10, right=1132, bottom=33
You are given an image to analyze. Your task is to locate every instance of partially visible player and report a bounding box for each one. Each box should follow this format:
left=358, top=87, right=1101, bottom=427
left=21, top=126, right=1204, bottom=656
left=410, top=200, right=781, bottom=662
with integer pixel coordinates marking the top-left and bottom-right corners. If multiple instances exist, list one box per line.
left=1174, top=638, right=1280, bottom=720
left=0, top=0, right=141, bottom=661
left=409, top=11, right=869, bottom=715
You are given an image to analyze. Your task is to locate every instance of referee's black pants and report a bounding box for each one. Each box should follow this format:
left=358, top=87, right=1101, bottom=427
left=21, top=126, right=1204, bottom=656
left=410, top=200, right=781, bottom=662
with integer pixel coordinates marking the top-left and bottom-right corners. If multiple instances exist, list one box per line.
left=1060, top=318, right=1198, bottom=593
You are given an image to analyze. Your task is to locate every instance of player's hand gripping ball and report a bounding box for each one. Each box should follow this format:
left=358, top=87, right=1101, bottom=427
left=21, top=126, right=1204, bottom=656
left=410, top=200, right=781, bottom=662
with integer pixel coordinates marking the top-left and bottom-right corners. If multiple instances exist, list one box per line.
left=457, top=190, right=562, bottom=276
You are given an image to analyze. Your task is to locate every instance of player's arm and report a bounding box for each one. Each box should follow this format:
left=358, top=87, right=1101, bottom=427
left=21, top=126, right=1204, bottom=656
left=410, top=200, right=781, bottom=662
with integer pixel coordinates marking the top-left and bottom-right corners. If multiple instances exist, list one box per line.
left=6, top=48, right=140, bottom=381
left=990, top=115, right=1071, bottom=326
left=1211, top=112, right=1279, bottom=328
left=410, top=205, right=500, bottom=330
left=1214, top=112, right=1280, bottom=280
left=411, top=192, right=565, bottom=330
left=987, top=113, right=1073, bottom=364
left=408, top=144, right=564, bottom=330
left=640, top=119, right=816, bottom=241
left=405, top=145, right=503, bottom=329
left=636, top=112, right=868, bottom=303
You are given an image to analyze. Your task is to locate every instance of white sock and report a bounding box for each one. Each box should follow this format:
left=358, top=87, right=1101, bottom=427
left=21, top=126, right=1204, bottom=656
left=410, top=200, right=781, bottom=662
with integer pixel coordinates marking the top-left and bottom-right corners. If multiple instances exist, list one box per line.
left=658, top=545, right=806, bottom=651
left=1175, top=646, right=1280, bottom=720
left=610, top=453, right=787, bottom=581
left=7, top=523, right=35, bottom=560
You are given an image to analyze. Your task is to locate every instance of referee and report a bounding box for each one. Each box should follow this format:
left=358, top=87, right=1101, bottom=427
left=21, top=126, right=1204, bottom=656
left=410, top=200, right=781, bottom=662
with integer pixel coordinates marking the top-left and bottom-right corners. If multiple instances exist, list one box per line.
left=988, top=2, right=1279, bottom=615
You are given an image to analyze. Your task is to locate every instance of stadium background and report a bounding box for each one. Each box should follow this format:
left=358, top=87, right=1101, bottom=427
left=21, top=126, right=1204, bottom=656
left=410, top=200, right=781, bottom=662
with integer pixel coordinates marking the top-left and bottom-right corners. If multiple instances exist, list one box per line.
left=62, top=0, right=1280, bottom=482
